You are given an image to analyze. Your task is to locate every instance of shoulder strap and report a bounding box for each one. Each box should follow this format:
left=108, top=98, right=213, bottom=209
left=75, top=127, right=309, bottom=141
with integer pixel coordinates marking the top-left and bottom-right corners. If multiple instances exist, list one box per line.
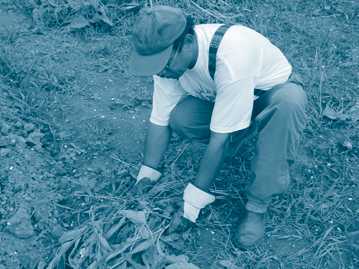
left=208, top=24, right=233, bottom=80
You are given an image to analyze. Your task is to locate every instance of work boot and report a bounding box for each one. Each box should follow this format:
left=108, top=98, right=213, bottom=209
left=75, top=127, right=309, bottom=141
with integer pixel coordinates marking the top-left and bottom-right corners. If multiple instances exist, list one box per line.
left=233, top=210, right=266, bottom=247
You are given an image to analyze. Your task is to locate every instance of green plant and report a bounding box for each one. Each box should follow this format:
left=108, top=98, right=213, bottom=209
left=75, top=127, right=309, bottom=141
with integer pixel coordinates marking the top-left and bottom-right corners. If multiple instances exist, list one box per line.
left=11, top=0, right=141, bottom=30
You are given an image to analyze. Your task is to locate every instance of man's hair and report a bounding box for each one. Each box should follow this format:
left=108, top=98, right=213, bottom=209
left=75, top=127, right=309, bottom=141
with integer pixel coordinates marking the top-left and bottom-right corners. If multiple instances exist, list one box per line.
left=173, top=16, right=195, bottom=52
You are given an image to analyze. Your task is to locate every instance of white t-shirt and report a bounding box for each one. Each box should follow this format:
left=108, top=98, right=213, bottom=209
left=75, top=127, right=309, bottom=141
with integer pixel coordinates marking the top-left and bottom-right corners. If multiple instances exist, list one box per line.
left=150, top=24, right=292, bottom=133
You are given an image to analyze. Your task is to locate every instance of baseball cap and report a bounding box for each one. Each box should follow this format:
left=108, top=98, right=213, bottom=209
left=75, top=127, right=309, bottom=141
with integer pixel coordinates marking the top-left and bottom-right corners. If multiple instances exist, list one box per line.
left=129, top=5, right=186, bottom=76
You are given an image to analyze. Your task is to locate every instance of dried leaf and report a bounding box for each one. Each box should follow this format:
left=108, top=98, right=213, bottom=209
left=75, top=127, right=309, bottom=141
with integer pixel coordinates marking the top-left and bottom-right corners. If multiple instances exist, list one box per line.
left=99, top=13, right=114, bottom=26
left=138, top=225, right=151, bottom=239
left=336, top=111, right=349, bottom=121
left=67, top=236, right=82, bottom=268
left=109, top=259, right=126, bottom=269
left=98, top=233, right=113, bottom=252
left=104, top=217, right=126, bottom=239
left=165, top=262, right=200, bottom=269
left=218, top=260, right=242, bottom=269
left=87, top=261, right=98, bottom=269
left=58, top=226, right=87, bottom=243
left=66, top=0, right=81, bottom=9
left=46, top=241, right=75, bottom=269
left=122, top=210, right=148, bottom=225
left=163, top=239, right=185, bottom=251
left=323, top=105, right=338, bottom=120
left=167, top=212, right=183, bottom=234
left=165, top=254, right=189, bottom=264
left=129, top=238, right=155, bottom=255
left=68, top=16, right=90, bottom=29
left=349, top=102, right=359, bottom=122
left=141, top=247, right=164, bottom=268
left=89, top=0, right=99, bottom=9
left=122, top=254, right=146, bottom=269
left=161, top=233, right=181, bottom=243
left=57, top=254, right=66, bottom=269
left=47, top=0, right=58, bottom=6
left=323, top=105, right=350, bottom=121
left=120, top=3, right=140, bottom=11
left=342, top=140, right=353, bottom=150
left=104, top=241, right=132, bottom=263
left=141, top=101, right=151, bottom=109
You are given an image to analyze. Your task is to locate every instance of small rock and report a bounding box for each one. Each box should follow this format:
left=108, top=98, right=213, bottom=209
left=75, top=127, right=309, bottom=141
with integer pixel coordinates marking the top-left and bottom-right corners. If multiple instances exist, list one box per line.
left=18, top=254, right=33, bottom=269
left=6, top=207, right=34, bottom=239
left=342, top=140, right=353, bottom=150
left=1, top=123, right=10, bottom=135
left=15, top=129, right=28, bottom=138
left=54, top=163, right=66, bottom=175
left=50, top=223, right=66, bottom=239
left=27, top=131, right=44, bottom=144
left=56, top=167, right=66, bottom=176
left=16, top=135, right=26, bottom=144
left=26, top=140, right=37, bottom=147
left=164, top=205, right=176, bottom=214
left=20, top=129, right=28, bottom=137
left=0, top=148, right=11, bottom=157
left=8, top=134, right=25, bottom=144
left=59, top=177, right=69, bottom=189
left=14, top=121, right=23, bottom=128
left=0, top=136, right=15, bottom=147
left=24, top=153, right=32, bottom=161
left=24, top=123, right=35, bottom=133
left=0, top=207, right=7, bottom=215
left=15, top=143, right=25, bottom=154
left=34, top=144, right=43, bottom=152
left=37, top=260, right=46, bottom=269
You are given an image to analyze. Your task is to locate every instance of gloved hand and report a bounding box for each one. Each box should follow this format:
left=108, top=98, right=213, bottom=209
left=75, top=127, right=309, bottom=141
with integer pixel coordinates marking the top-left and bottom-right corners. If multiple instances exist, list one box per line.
left=183, top=183, right=215, bottom=223
left=135, top=165, right=161, bottom=195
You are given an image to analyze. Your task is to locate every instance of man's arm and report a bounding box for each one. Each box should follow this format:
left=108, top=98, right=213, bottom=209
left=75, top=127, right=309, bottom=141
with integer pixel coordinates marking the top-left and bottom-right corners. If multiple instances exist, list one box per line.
left=194, top=132, right=231, bottom=191
left=143, top=122, right=172, bottom=169
left=182, top=131, right=230, bottom=222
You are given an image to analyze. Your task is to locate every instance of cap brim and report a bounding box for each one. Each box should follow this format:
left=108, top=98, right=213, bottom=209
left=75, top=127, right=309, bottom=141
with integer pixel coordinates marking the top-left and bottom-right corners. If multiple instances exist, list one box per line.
left=129, top=44, right=173, bottom=76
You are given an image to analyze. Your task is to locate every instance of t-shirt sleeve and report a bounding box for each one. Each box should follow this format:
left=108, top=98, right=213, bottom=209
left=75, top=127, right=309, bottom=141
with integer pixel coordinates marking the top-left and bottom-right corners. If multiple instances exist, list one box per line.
left=150, top=75, right=186, bottom=126
left=208, top=27, right=261, bottom=133
left=210, top=76, right=254, bottom=133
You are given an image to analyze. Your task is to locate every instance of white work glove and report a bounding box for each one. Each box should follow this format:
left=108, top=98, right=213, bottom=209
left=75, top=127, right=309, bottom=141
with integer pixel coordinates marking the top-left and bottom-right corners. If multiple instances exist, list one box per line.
left=136, top=165, right=162, bottom=185
left=135, top=165, right=162, bottom=195
left=183, top=183, right=215, bottom=223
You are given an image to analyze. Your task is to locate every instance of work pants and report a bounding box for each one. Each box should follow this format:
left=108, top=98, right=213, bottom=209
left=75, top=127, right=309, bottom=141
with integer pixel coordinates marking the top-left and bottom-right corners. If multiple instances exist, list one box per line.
left=169, top=74, right=307, bottom=213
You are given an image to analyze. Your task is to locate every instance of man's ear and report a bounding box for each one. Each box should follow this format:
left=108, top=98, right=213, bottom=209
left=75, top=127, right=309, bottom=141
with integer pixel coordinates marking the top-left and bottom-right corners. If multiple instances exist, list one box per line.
left=183, top=34, right=195, bottom=48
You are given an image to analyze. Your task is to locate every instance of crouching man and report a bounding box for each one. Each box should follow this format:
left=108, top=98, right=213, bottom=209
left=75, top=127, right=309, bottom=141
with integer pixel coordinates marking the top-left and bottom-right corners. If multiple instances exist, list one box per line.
left=129, top=5, right=307, bottom=247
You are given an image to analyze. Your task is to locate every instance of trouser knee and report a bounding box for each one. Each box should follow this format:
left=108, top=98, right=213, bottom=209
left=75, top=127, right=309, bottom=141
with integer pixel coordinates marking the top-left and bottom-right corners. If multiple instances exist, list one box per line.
left=272, top=85, right=307, bottom=117
left=169, top=96, right=213, bottom=142
left=169, top=108, right=188, bottom=138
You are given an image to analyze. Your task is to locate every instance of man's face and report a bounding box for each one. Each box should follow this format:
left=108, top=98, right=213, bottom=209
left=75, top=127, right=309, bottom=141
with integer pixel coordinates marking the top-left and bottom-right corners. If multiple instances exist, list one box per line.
left=156, top=45, right=190, bottom=80
left=156, top=34, right=197, bottom=80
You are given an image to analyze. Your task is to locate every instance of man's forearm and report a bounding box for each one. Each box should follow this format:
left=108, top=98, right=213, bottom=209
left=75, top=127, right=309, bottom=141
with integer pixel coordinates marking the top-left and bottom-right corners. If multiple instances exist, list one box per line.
left=143, top=122, right=171, bottom=170
left=194, top=133, right=230, bottom=192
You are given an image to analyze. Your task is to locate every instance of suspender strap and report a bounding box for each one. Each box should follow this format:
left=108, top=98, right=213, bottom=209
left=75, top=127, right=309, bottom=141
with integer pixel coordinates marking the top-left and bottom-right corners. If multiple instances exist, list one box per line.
left=208, top=24, right=233, bottom=80
left=209, top=24, right=272, bottom=98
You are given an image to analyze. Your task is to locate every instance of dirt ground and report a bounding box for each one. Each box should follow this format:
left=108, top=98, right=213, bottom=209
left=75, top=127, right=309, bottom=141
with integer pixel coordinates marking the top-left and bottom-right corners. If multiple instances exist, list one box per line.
left=0, top=1, right=359, bottom=269
left=0, top=9, right=152, bottom=269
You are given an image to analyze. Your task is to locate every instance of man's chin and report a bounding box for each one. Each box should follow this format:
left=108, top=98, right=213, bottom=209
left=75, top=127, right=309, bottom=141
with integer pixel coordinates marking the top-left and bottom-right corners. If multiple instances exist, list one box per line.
left=167, top=75, right=181, bottom=80
left=161, top=73, right=183, bottom=80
